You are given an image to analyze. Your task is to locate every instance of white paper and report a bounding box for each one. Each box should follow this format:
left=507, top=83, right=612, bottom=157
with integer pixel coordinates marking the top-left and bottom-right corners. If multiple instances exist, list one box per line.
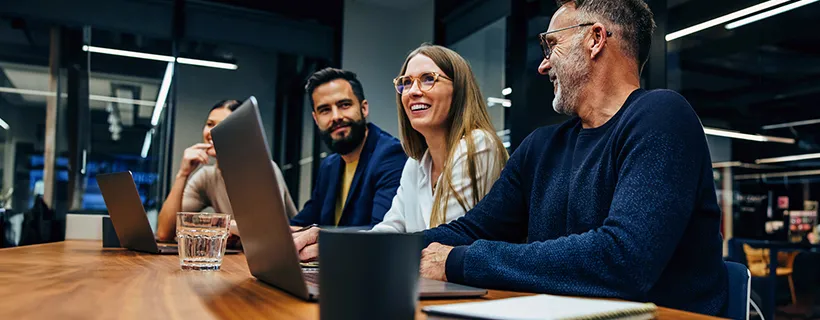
left=423, top=294, right=656, bottom=320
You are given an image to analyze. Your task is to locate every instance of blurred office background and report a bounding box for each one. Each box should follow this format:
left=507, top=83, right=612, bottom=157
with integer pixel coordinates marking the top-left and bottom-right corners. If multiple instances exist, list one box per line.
left=1, top=0, right=819, bottom=244
left=0, top=0, right=818, bottom=238
left=1, top=0, right=820, bottom=311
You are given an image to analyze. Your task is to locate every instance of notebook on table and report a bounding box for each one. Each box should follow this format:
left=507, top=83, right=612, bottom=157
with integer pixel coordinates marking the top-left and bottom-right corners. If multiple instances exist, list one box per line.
left=422, top=294, right=657, bottom=320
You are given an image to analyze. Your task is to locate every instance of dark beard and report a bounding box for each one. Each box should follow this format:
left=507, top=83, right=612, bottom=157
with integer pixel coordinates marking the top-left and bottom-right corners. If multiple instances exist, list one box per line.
left=320, top=118, right=367, bottom=155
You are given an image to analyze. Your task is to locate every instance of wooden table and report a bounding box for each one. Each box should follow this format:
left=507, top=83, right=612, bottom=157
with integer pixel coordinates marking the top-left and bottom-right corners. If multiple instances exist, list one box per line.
left=0, top=241, right=724, bottom=319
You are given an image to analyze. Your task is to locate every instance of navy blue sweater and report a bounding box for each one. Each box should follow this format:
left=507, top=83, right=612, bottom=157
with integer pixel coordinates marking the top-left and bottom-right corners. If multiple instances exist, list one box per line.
left=424, top=89, right=727, bottom=316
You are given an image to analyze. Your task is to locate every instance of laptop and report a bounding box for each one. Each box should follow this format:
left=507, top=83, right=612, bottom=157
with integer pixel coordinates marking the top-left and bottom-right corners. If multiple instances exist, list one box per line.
left=97, top=172, right=241, bottom=255
left=97, top=171, right=179, bottom=254
left=211, top=96, right=488, bottom=301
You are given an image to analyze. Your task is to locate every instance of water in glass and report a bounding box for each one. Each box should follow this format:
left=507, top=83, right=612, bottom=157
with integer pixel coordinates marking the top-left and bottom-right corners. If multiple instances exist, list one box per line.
left=176, top=212, right=231, bottom=270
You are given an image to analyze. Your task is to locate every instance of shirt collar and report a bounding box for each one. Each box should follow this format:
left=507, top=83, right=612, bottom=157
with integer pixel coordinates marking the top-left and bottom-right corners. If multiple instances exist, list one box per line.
left=419, top=149, right=433, bottom=181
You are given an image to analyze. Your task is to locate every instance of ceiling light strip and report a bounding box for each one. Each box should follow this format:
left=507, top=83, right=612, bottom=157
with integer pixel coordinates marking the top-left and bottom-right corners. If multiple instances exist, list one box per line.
left=762, top=118, right=820, bottom=130
left=89, top=95, right=156, bottom=106
left=83, top=45, right=238, bottom=70
left=703, top=127, right=795, bottom=144
left=140, top=129, right=153, bottom=159
left=0, top=87, right=157, bottom=106
left=150, top=62, right=175, bottom=126
left=735, top=169, right=820, bottom=180
left=755, top=153, right=820, bottom=164
left=665, top=0, right=789, bottom=41
left=726, top=0, right=820, bottom=29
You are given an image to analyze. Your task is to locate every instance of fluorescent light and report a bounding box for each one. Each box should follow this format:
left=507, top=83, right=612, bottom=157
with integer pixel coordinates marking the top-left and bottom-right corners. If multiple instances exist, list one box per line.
left=726, top=0, right=820, bottom=29
left=665, top=0, right=789, bottom=41
left=0, top=87, right=55, bottom=97
left=81, top=150, right=87, bottom=175
left=763, top=118, right=820, bottom=130
left=502, top=87, right=512, bottom=96
left=712, top=161, right=778, bottom=169
left=140, top=129, right=153, bottom=159
left=88, top=95, right=155, bottom=106
left=0, top=87, right=157, bottom=106
left=756, top=153, right=820, bottom=164
left=176, top=57, right=238, bottom=70
left=487, top=97, right=512, bottom=107
left=83, top=45, right=174, bottom=62
left=735, top=169, right=820, bottom=180
left=703, top=126, right=795, bottom=144
left=503, top=141, right=511, bottom=148
left=712, top=161, right=742, bottom=168
left=83, top=45, right=238, bottom=70
left=151, top=62, right=175, bottom=126
left=0, top=117, right=9, bottom=130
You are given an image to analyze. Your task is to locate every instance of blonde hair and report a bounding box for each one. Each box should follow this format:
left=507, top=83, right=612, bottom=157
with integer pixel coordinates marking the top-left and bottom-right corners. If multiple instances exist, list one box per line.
left=396, top=44, right=509, bottom=228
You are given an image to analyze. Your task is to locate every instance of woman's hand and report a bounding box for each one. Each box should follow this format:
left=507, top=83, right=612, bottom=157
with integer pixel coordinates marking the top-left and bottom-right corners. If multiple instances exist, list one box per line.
left=179, top=143, right=212, bottom=177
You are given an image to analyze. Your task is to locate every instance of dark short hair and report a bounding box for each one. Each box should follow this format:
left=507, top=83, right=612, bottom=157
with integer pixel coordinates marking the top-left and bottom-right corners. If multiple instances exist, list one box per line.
left=304, top=68, right=366, bottom=107
left=555, top=0, right=656, bottom=72
left=209, top=100, right=241, bottom=113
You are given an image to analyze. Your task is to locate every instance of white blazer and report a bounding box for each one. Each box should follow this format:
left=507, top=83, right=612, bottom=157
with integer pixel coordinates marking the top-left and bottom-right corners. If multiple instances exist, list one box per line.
left=370, top=130, right=503, bottom=233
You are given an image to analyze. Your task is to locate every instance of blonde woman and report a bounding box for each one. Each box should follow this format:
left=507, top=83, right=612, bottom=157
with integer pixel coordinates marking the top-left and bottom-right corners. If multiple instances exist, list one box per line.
left=370, top=44, right=508, bottom=232
left=293, top=44, right=508, bottom=261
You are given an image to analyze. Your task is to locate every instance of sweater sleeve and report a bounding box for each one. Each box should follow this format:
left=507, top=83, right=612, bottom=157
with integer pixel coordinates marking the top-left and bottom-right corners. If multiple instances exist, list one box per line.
left=445, top=92, right=710, bottom=301
left=181, top=167, right=210, bottom=212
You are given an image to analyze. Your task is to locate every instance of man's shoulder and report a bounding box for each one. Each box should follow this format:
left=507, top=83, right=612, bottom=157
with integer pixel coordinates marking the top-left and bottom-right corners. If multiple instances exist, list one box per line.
left=372, top=125, right=403, bottom=150
left=525, top=120, right=577, bottom=146
left=617, top=89, right=704, bottom=140
left=370, top=126, right=407, bottom=162
left=624, top=89, right=694, bottom=120
left=318, top=154, right=341, bottom=169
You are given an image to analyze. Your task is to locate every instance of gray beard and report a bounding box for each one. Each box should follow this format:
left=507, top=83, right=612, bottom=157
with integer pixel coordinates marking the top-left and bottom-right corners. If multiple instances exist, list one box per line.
left=550, top=37, right=590, bottom=116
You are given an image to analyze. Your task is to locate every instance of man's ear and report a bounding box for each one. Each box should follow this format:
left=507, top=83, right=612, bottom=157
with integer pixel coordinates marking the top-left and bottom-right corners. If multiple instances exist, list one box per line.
left=589, top=23, right=609, bottom=60
left=361, top=99, right=369, bottom=118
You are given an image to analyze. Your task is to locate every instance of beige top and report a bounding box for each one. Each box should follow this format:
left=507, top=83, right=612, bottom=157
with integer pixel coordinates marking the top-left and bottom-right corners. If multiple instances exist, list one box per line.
left=181, top=162, right=298, bottom=218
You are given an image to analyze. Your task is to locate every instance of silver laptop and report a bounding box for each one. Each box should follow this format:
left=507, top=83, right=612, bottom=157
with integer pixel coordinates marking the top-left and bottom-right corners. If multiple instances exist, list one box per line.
left=97, top=171, right=179, bottom=254
left=211, top=96, right=488, bottom=301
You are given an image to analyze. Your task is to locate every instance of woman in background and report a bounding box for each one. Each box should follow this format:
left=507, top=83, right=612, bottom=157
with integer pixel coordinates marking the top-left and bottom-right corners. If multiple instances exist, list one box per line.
left=156, top=100, right=297, bottom=241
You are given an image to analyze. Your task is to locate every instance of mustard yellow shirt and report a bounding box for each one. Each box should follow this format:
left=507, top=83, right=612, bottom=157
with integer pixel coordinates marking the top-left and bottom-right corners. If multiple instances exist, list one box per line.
left=334, top=160, right=358, bottom=226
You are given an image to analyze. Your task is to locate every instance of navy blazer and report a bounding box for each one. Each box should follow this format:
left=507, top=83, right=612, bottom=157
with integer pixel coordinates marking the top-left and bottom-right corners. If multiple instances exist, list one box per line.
left=291, top=123, right=406, bottom=227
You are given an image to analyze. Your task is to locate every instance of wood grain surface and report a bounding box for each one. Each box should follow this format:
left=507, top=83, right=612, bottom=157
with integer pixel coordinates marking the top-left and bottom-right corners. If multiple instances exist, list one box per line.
left=0, top=241, right=725, bottom=319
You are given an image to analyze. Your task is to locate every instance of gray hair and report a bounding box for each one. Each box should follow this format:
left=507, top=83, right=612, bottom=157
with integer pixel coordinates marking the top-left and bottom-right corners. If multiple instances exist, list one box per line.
left=555, top=0, right=656, bottom=73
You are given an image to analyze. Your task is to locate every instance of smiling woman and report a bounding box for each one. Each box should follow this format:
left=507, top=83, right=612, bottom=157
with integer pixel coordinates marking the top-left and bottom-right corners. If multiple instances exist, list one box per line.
left=370, top=44, right=509, bottom=232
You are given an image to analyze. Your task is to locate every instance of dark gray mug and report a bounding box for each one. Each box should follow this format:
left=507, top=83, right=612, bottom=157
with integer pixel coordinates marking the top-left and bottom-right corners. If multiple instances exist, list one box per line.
left=101, top=216, right=121, bottom=248
left=318, top=230, right=423, bottom=320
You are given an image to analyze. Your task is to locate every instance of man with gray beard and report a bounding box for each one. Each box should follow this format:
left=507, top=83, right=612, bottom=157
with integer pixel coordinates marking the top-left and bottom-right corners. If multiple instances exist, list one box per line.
left=418, top=0, right=728, bottom=316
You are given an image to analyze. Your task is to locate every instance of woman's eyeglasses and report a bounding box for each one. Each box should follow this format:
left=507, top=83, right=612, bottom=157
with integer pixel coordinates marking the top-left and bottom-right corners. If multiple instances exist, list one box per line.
left=393, top=72, right=452, bottom=94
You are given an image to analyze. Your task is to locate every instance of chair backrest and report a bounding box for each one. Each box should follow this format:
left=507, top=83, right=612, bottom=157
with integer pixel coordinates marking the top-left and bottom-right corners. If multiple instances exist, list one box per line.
left=724, top=261, right=751, bottom=320
left=727, top=238, right=749, bottom=266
